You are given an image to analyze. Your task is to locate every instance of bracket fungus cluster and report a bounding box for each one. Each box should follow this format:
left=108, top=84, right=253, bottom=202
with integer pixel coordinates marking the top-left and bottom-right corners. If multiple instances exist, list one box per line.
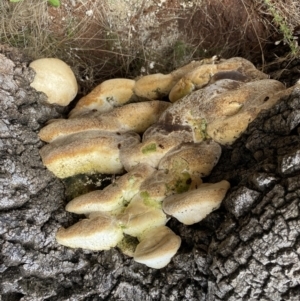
left=35, top=56, right=290, bottom=269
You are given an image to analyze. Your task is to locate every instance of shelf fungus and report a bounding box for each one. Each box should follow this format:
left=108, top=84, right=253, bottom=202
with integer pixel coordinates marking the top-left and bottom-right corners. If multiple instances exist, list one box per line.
left=163, top=180, right=230, bottom=225
left=69, top=78, right=137, bottom=118
left=38, top=56, right=290, bottom=268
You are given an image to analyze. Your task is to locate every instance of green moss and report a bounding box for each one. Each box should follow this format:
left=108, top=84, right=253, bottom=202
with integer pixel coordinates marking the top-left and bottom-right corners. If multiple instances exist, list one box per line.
left=175, top=172, right=192, bottom=194
left=165, top=172, right=192, bottom=194
left=191, top=118, right=209, bottom=141
left=63, top=173, right=112, bottom=201
left=117, top=234, right=139, bottom=257
left=140, top=191, right=161, bottom=209
left=141, top=143, right=157, bottom=154
left=140, top=191, right=150, bottom=200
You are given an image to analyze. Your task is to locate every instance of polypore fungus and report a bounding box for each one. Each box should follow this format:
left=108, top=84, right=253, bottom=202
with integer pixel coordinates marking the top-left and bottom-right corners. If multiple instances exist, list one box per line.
left=39, top=101, right=170, bottom=143
left=38, top=56, right=291, bottom=268
left=39, top=130, right=140, bottom=178
left=30, top=58, right=78, bottom=106
left=66, top=164, right=155, bottom=214
left=118, top=194, right=168, bottom=238
left=168, top=56, right=269, bottom=102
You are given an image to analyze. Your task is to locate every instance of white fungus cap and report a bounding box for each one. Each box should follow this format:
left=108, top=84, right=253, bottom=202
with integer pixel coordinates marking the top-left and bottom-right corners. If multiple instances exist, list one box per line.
left=133, top=226, right=181, bottom=269
left=163, top=180, right=230, bottom=225
left=56, top=213, right=123, bottom=251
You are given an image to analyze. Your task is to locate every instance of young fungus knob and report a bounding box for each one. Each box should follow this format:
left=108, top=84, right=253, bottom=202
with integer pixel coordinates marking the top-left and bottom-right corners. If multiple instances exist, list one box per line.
left=30, top=58, right=78, bottom=106
left=133, top=226, right=181, bottom=269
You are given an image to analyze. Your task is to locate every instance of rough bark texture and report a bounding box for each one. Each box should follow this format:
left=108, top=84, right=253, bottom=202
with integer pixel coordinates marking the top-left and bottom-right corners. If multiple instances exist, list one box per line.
left=207, top=87, right=300, bottom=300
left=1, top=47, right=300, bottom=301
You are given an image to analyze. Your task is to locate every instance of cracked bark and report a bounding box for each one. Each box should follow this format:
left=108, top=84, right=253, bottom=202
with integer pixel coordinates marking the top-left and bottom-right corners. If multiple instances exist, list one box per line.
left=1, top=46, right=300, bottom=300
left=207, top=87, right=300, bottom=300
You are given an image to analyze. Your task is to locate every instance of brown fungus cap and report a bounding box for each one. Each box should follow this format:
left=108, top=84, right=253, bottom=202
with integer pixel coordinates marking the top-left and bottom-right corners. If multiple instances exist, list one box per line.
left=163, top=180, right=230, bottom=225
left=133, top=226, right=181, bottom=269
left=69, top=78, right=136, bottom=117
left=56, top=213, right=123, bottom=251
left=39, top=101, right=170, bottom=143
left=169, top=56, right=269, bottom=102
left=39, top=130, right=140, bottom=178
left=134, top=73, right=177, bottom=100
left=30, top=58, right=78, bottom=106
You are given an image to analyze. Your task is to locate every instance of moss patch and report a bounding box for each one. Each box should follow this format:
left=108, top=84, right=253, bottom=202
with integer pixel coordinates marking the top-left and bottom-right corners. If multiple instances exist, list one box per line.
left=141, top=143, right=157, bottom=154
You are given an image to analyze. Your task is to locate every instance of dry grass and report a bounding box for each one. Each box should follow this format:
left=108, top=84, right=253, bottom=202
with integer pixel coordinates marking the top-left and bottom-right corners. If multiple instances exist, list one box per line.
left=0, top=0, right=143, bottom=93
left=0, top=0, right=299, bottom=92
left=260, top=0, right=300, bottom=54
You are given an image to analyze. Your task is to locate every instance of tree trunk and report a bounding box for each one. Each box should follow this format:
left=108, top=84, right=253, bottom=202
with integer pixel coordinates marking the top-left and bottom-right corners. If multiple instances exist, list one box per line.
left=1, top=46, right=299, bottom=300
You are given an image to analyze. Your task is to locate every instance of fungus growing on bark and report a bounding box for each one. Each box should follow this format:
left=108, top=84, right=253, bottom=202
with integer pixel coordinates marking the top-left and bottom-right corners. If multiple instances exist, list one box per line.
left=66, top=164, right=155, bottom=214
left=37, top=56, right=290, bottom=268
left=163, top=180, right=231, bottom=225
left=39, top=101, right=170, bottom=143
left=168, top=56, right=269, bottom=102
left=118, top=194, right=168, bottom=238
left=39, top=130, right=140, bottom=178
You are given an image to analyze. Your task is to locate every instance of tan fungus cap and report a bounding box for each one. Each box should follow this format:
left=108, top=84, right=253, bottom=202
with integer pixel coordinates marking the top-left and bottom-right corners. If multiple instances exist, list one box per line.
left=39, top=130, right=140, bottom=178
left=206, top=79, right=286, bottom=145
left=69, top=78, right=136, bottom=117
left=158, top=140, right=222, bottom=178
left=134, top=73, right=176, bottom=100
left=39, top=101, right=170, bottom=143
left=118, top=194, right=168, bottom=238
left=120, top=127, right=193, bottom=171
